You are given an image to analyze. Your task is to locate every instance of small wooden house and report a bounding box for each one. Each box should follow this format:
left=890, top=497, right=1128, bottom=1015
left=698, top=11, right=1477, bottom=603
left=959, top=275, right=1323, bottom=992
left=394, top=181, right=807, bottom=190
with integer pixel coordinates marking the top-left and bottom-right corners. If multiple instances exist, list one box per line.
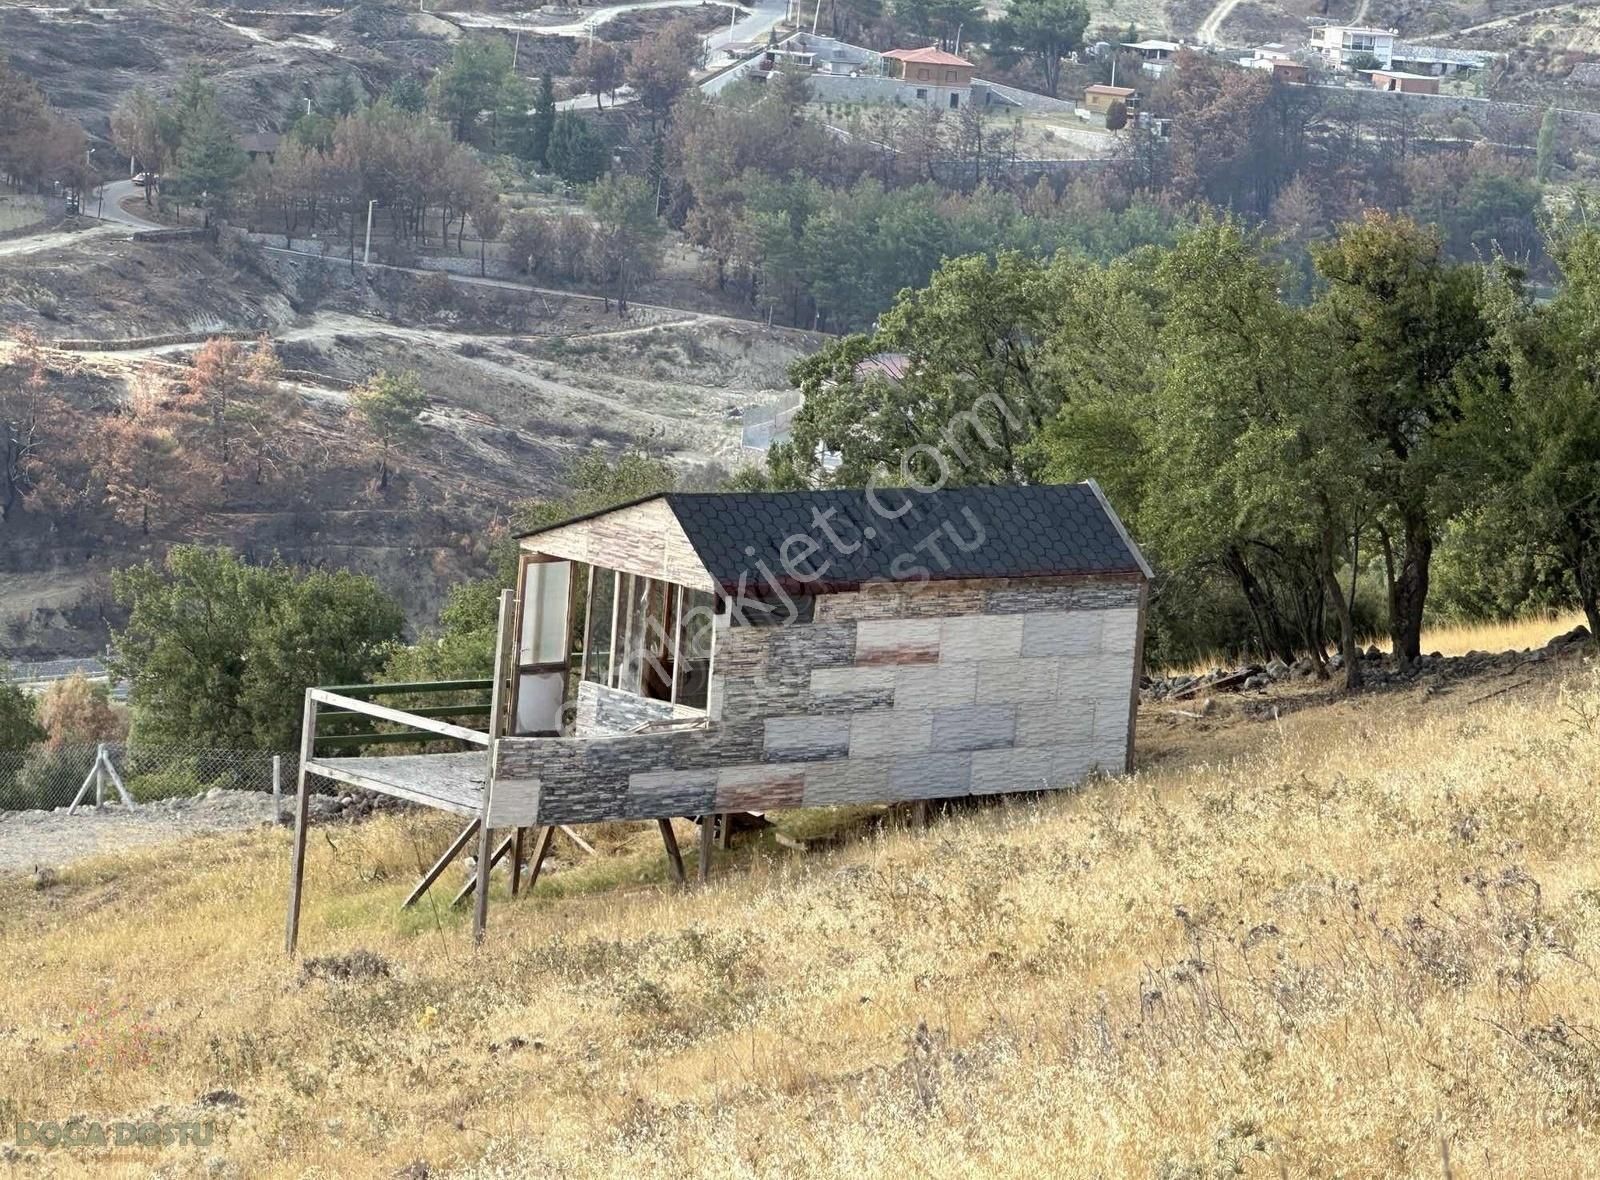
left=285, top=484, right=1151, bottom=947
left=1083, top=84, right=1137, bottom=115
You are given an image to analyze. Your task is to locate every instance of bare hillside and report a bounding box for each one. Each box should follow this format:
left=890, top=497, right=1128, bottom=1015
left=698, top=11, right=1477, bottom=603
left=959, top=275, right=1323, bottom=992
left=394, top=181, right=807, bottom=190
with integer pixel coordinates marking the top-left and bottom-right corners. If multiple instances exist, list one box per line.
left=0, top=228, right=815, bottom=660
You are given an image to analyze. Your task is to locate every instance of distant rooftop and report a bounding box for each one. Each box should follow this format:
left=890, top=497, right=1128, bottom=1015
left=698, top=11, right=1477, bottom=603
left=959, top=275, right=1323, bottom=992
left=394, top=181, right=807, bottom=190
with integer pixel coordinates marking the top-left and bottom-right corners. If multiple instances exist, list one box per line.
left=1123, top=39, right=1179, bottom=51
left=882, top=45, right=974, bottom=67
left=1085, top=84, right=1137, bottom=96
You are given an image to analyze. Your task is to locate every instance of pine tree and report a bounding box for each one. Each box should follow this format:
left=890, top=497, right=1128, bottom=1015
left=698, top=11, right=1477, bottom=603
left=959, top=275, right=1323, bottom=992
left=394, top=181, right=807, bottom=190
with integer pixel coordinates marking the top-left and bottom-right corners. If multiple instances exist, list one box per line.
left=530, top=73, right=556, bottom=167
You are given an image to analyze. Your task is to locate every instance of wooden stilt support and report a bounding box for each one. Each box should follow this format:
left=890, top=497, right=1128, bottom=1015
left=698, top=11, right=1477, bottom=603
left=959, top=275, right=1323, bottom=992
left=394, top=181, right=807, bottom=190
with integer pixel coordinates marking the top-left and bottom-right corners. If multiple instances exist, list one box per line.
left=285, top=693, right=317, bottom=955
left=460, top=832, right=513, bottom=911
left=697, top=813, right=714, bottom=885
left=402, top=819, right=479, bottom=909
left=525, top=825, right=556, bottom=892
left=714, top=813, right=730, bottom=850
left=558, top=824, right=597, bottom=857
left=510, top=827, right=527, bottom=897
left=658, top=817, right=685, bottom=886
left=911, top=800, right=930, bottom=830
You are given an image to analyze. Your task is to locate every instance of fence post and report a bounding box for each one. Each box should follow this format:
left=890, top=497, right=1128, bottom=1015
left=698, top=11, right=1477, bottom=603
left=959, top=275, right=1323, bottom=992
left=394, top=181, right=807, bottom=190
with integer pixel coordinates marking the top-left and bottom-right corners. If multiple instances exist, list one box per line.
left=272, top=754, right=282, bottom=821
left=94, top=742, right=105, bottom=808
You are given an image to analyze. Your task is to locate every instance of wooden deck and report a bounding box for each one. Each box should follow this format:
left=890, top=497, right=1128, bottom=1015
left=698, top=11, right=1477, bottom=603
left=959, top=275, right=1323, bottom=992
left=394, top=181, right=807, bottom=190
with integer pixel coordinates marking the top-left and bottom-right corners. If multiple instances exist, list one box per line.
left=304, top=752, right=489, bottom=816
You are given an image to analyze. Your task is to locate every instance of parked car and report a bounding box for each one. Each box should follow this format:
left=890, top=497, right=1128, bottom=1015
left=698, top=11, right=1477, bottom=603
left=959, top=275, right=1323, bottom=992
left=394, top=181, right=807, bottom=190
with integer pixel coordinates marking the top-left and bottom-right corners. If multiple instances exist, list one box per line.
left=133, top=172, right=159, bottom=188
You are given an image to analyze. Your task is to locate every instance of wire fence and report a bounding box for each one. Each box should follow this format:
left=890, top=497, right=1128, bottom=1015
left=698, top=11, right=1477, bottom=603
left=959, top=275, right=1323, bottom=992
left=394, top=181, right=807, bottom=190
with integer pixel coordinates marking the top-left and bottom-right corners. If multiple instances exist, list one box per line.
left=0, top=742, right=301, bottom=815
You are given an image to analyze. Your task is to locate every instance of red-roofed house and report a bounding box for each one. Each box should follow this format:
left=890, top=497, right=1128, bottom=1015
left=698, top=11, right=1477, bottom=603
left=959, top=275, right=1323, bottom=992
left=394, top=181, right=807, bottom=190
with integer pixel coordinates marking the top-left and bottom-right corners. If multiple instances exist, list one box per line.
left=882, top=45, right=976, bottom=107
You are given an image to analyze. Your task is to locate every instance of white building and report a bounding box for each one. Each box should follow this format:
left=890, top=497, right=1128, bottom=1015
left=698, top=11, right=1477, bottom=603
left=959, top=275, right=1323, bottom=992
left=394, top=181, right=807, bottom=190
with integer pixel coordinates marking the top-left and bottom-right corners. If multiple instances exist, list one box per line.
left=1308, top=24, right=1397, bottom=70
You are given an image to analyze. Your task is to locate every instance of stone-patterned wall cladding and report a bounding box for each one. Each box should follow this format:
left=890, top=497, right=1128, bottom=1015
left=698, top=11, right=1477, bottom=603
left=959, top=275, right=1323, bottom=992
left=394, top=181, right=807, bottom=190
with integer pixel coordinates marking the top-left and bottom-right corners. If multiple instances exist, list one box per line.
left=489, top=578, right=1143, bottom=826
left=573, top=681, right=704, bottom=737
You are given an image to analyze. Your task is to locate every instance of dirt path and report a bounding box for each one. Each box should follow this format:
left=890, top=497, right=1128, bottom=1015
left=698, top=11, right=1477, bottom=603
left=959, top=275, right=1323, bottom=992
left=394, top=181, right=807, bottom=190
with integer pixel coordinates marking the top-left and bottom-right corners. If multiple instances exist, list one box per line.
left=1196, top=0, right=1243, bottom=44
left=0, top=792, right=282, bottom=873
left=0, top=223, right=119, bottom=257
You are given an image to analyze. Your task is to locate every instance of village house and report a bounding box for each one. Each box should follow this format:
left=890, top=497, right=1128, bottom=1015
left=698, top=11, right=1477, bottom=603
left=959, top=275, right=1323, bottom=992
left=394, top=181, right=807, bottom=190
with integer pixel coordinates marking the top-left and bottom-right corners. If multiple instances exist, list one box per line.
left=1123, top=39, right=1180, bottom=77
left=1083, top=83, right=1136, bottom=116
left=1308, top=23, right=1397, bottom=69
left=1370, top=69, right=1441, bottom=94
left=735, top=35, right=983, bottom=109
left=236, top=131, right=281, bottom=164
left=880, top=45, right=977, bottom=107
left=284, top=484, right=1153, bottom=947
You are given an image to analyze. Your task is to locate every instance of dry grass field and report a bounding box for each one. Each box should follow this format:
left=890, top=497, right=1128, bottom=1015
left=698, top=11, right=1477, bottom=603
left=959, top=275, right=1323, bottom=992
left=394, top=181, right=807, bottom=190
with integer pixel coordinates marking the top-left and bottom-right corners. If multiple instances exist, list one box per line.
left=2, top=630, right=1600, bottom=1177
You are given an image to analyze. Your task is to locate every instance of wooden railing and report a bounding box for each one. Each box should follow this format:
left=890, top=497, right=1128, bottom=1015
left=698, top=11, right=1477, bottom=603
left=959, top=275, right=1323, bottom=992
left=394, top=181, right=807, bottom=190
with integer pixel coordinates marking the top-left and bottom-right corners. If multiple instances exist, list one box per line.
left=308, top=679, right=493, bottom=755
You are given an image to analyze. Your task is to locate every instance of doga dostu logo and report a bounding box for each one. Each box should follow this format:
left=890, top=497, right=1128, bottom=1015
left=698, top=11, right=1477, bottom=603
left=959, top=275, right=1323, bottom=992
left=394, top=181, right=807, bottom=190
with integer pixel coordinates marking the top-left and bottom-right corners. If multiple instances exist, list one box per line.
left=10, top=1118, right=216, bottom=1148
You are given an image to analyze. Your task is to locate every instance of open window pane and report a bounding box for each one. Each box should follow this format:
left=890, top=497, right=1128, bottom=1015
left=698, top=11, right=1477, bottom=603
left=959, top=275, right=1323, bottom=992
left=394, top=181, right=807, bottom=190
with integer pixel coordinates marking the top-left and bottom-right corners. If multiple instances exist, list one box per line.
left=583, top=568, right=614, bottom=685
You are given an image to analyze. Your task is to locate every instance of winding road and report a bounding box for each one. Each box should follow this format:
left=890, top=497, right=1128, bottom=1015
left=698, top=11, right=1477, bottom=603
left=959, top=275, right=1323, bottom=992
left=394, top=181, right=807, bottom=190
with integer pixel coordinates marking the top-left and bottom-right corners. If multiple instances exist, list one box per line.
left=96, top=179, right=166, bottom=231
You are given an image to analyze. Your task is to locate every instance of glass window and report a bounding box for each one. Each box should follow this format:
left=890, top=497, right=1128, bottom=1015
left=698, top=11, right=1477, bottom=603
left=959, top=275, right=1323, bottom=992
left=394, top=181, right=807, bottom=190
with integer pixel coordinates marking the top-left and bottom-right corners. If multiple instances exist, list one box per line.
left=519, top=560, right=571, bottom=667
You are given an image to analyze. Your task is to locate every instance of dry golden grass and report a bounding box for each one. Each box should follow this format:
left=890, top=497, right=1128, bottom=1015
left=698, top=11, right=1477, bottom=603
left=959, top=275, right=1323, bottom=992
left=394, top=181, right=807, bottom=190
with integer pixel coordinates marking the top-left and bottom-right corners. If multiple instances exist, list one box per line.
left=5, top=660, right=1600, bottom=1178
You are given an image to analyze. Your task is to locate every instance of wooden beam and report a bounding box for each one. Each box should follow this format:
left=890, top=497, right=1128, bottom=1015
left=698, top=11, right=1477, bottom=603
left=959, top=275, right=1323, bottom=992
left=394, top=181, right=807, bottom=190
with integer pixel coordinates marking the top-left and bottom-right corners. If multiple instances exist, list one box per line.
left=525, top=824, right=556, bottom=891
left=313, top=730, right=481, bottom=751
left=318, top=678, right=493, bottom=698
left=309, top=689, right=491, bottom=746
left=697, top=813, right=713, bottom=884
left=318, top=703, right=491, bottom=723
left=578, top=563, right=596, bottom=684
left=658, top=818, right=686, bottom=886
left=608, top=570, right=622, bottom=688
left=402, top=819, right=479, bottom=909
left=670, top=584, right=685, bottom=705
left=558, top=825, right=597, bottom=857
left=510, top=827, right=526, bottom=896
left=458, top=832, right=513, bottom=909
left=285, top=691, right=317, bottom=955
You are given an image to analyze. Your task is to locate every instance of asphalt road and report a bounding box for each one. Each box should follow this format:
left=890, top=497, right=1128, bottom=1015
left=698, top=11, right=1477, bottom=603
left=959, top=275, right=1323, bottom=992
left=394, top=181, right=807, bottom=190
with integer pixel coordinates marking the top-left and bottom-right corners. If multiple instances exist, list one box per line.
left=94, top=178, right=165, bottom=230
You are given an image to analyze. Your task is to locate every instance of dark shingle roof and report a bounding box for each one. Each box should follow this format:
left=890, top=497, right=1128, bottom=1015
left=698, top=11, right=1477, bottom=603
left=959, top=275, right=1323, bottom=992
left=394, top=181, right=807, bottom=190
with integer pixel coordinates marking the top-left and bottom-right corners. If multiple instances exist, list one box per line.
left=523, top=484, right=1150, bottom=595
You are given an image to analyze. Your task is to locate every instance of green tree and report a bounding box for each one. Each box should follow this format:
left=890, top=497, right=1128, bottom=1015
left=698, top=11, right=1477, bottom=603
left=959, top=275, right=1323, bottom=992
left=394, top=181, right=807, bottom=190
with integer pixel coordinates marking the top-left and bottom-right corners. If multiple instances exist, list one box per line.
left=169, top=104, right=247, bottom=216
left=1460, top=224, right=1600, bottom=636
left=587, top=173, right=666, bottom=310
left=1536, top=106, right=1558, bottom=184
left=529, top=73, right=556, bottom=166
left=0, top=667, right=42, bottom=750
left=431, top=37, right=514, bottom=142
left=110, top=546, right=404, bottom=749
left=324, top=72, right=363, bottom=118
left=350, top=369, right=429, bottom=489
left=1310, top=212, right=1493, bottom=667
left=990, top=0, right=1089, bottom=97
left=780, top=251, right=1064, bottom=487
left=389, top=74, right=428, bottom=114
left=1104, top=99, right=1128, bottom=131
left=547, top=112, right=609, bottom=182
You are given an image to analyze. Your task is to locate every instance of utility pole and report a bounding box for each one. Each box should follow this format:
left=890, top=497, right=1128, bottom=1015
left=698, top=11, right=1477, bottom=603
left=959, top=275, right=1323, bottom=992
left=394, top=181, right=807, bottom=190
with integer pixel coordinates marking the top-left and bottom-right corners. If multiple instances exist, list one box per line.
left=363, top=199, right=377, bottom=264
left=513, top=28, right=521, bottom=70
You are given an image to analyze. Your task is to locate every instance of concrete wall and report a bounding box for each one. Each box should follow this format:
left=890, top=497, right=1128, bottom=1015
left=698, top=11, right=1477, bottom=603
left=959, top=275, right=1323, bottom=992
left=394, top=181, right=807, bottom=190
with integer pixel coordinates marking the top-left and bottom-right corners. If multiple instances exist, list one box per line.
left=806, top=72, right=968, bottom=107
left=488, top=576, right=1144, bottom=825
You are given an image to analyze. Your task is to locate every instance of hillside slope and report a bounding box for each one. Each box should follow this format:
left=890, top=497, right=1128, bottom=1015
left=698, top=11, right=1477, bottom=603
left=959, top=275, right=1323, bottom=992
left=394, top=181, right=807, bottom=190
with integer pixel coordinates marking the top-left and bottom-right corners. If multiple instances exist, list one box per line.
left=0, top=230, right=813, bottom=659
left=2, top=645, right=1597, bottom=1176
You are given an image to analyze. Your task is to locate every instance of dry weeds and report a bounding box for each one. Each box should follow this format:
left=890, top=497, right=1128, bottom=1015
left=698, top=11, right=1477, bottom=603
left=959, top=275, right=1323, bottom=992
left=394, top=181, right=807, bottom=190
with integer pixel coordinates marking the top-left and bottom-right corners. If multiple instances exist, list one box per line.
left=2, top=659, right=1600, bottom=1177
